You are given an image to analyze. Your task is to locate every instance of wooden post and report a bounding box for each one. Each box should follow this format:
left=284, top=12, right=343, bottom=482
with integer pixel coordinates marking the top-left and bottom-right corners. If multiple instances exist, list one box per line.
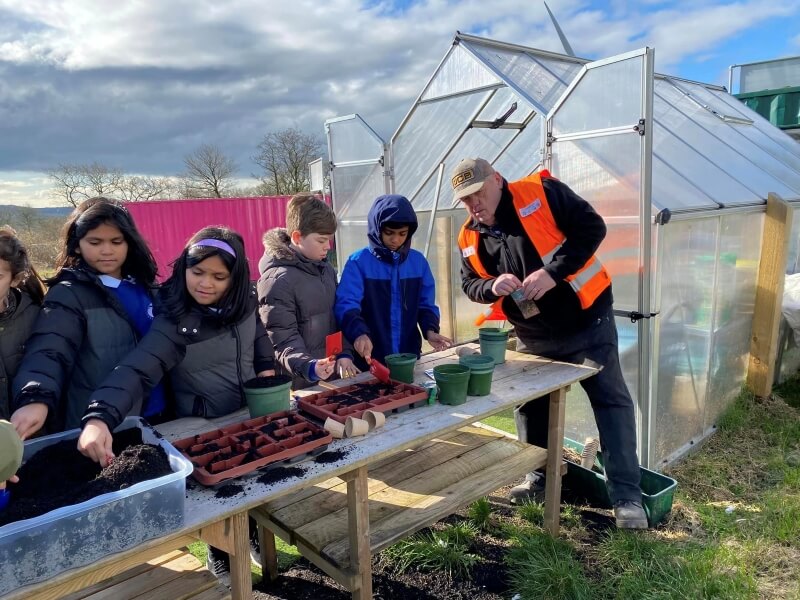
left=345, top=466, right=372, bottom=600
left=747, top=193, right=791, bottom=398
left=227, top=512, right=252, bottom=600
left=543, top=386, right=567, bottom=536
left=258, top=525, right=279, bottom=582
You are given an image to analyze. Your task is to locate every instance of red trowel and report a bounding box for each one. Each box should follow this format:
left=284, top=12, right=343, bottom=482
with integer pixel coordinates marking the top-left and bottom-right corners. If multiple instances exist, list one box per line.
left=325, top=331, right=343, bottom=360
left=368, top=358, right=391, bottom=384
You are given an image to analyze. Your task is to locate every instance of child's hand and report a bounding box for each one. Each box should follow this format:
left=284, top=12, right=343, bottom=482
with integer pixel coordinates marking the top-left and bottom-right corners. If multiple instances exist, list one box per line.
left=336, top=357, right=360, bottom=379
left=354, top=334, right=373, bottom=362
left=426, top=331, right=452, bottom=352
left=257, top=369, right=276, bottom=377
left=10, top=403, right=48, bottom=440
left=78, top=419, right=115, bottom=467
left=314, top=356, right=336, bottom=380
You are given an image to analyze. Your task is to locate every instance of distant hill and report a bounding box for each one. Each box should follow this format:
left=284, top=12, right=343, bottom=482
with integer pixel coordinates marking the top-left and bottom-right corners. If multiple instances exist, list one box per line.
left=0, top=205, right=71, bottom=219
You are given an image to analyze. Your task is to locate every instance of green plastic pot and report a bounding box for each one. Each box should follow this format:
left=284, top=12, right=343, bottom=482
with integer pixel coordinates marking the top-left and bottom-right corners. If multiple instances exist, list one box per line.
left=384, top=353, right=417, bottom=384
left=458, top=354, right=495, bottom=396
left=432, top=364, right=470, bottom=406
left=243, top=375, right=292, bottom=417
left=478, top=328, right=509, bottom=365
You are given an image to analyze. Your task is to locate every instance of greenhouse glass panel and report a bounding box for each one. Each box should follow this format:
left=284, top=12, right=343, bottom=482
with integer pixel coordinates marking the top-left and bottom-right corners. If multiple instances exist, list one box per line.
left=331, top=162, right=385, bottom=220
left=552, top=57, right=643, bottom=136
left=653, top=218, right=718, bottom=464
left=477, top=86, right=534, bottom=124
left=492, top=114, right=544, bottom=181
left=653, top=86, right=798, bottom=198
left=394, top=91, right=492, bottom=200
left=652, top=120, right=762, bottom=207
left=464, top=42, right=581, bottom=112
left=651, top=154, right=717, bottom=211
left=421, top=44, right=500, bottom=101
left=327, top=115, right=383, bottom=164
left=655, top=80, right=800, bottom=194
left=705, top=212, right=761, bottom=429
left=336, top=221, right=369, bottom=269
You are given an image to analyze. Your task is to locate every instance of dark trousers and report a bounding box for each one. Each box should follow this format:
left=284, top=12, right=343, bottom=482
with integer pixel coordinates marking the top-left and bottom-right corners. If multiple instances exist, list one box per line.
left=513, top=306, right=642, bottom=504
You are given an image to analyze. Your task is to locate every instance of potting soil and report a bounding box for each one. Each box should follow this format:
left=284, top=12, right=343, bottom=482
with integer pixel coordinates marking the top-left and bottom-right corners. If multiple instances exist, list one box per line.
left=314, top=448, right=351, bottom=464
left=257, top=466, right=306, bottom=485
left=214, top=483, right=244, bottom=498
left=0, top=432, right=172, bottom=527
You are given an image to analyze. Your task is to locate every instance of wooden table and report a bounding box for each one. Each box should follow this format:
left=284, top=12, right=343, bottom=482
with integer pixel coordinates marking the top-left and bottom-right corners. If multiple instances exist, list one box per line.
left=6, top=344, right=595, bottom=600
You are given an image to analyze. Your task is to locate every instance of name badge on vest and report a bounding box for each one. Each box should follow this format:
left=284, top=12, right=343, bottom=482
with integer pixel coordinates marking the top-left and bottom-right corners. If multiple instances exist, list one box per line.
left=519, top=199, right=541, bottom=218
left=462, top=247, right=476, bottom=258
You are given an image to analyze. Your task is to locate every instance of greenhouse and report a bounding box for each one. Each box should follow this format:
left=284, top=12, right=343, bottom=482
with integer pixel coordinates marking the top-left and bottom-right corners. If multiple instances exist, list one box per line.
left=324, top=32, right=800, bottom=469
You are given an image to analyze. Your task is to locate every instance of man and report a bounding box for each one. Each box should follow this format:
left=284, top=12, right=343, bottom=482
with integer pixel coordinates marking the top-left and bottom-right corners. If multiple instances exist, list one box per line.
left=453, top=157, right=647, bottom=529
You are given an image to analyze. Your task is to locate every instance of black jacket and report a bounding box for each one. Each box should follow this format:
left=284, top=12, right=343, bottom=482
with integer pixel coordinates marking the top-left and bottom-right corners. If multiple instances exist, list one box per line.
left=461, top=178, right=613, bottom=339
left=0, top=289, right=40, bottom=419
left=12, top=268, right=147, bottom=431
left=83, top=287, right=273, bottom=431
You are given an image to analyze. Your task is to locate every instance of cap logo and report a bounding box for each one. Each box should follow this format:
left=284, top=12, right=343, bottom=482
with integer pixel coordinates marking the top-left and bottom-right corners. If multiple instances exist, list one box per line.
left=452, top=168, right=474, bottom=188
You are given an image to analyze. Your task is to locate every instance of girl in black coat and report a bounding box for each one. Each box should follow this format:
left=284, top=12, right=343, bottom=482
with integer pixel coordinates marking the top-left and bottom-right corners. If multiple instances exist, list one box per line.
left=78, top=226, right=275, bottom=466
left=10, top=198, right=159, bottom=438
left=0, top=227, right=45, bottom=420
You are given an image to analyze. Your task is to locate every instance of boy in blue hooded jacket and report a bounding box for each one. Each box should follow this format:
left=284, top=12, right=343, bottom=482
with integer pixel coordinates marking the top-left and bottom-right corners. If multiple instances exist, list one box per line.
left=335, top=194, right=451, bottom=368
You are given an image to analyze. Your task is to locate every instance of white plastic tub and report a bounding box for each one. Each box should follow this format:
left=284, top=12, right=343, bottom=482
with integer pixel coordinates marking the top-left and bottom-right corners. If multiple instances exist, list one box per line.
left=0, top=417, right=193, bottom=594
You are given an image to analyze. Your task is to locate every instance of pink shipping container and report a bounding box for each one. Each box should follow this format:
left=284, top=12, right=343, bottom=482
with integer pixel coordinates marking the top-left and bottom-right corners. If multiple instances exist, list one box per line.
left=125, top=196, right=294, bottom=281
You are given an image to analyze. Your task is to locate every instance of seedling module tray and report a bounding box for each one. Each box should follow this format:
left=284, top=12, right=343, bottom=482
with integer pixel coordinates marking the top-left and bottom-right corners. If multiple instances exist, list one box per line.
left=173, top=411, right=331, bottom=486
left=297, top=377, right=429, bottom=424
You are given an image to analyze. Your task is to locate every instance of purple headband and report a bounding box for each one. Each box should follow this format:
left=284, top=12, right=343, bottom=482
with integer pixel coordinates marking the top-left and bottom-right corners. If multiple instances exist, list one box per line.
left=191, top=238, right=236, bottom=258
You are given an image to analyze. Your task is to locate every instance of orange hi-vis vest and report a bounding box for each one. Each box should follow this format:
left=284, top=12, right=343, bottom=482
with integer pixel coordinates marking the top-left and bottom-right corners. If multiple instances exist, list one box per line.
left=458, top=171, right=611, bottom=324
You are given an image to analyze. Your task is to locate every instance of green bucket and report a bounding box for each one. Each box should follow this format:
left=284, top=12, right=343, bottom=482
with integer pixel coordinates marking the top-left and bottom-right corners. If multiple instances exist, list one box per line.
left=459, top=354, right=495, bottom=396
left=432, top=364, right=470, bottom=406
left=479, top=328, right=509, bottom=365
left=243, top=375, right=292, bottom=417
left=384, top=353, right=417, bottom=384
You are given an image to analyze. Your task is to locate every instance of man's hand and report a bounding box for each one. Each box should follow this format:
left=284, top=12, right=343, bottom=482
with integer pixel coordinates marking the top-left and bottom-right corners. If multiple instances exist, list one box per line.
left=78, top=419, right=115, bottom=467
left=10, top=403, right=48, bottom=440
left=354, top=334, right=373, bottom=362
left=491, top=273, right=522, bottom=296
left=521, top=269, right=557, bottom=301
left=314, top=356, right=336, bottom=380
left=336, top=357, right=360, bottom=379
left=256, top=369, right=276, bottom=377
left=426, top=331, right=452, bottom=352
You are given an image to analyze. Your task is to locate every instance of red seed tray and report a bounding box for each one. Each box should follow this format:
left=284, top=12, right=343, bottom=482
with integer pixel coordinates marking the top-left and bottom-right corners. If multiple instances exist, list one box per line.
left=172, top=411, right=332, bottom=486
left=296, top=377, right=429, bottom=424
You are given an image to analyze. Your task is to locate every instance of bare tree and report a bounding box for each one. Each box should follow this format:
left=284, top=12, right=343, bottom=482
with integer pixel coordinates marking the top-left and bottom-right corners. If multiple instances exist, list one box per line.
left=117, top=175, right=175, bottom=202
left=47, top=162, right=124, bottom=206
left=182, top=144, right=238, bottom=198
left=253, top=127, right=323, bottom=195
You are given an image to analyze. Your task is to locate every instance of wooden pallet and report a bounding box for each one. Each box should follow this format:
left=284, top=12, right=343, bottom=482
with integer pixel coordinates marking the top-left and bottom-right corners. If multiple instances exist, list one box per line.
left=250, top=424, right=547, bottom=588
left=55, top=549, right=230, bottom=600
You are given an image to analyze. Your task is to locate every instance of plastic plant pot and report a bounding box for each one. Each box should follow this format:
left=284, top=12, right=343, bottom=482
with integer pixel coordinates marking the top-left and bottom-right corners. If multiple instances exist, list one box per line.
left=432, top=364, right=471, bottom=406
left=243, top=375, right=292, bottom=417
left=384, top=353, right=417, bottom=384
left=458, top=354, right=495, bottom=396
left=478, top=328, right=509, bottom=365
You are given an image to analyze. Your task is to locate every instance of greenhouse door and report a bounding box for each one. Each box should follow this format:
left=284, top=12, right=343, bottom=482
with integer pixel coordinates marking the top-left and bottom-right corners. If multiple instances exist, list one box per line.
left=326, top=114, right=390, bottom=268
left=545, top=48, right=656, bottom=465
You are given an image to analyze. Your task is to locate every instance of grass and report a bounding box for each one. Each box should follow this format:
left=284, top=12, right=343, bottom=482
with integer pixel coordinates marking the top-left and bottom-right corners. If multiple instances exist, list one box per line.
left=467, top=497, right=493, bottom=530
left=381, top=525, right=480, bottom=580
left=187, top=535, right=302, bottom=583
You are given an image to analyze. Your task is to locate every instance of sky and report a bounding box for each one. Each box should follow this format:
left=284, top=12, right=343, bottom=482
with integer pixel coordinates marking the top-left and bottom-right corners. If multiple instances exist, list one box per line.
left=1, top=0, right=799, bottom=207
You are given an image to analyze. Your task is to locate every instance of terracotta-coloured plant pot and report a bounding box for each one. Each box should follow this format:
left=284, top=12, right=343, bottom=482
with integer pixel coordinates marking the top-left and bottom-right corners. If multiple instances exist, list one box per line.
left=363, top=410, right=386, bottom=431
left=324, top=417, right=346, bottom=439
left=345, top=416, right=369, bottom=437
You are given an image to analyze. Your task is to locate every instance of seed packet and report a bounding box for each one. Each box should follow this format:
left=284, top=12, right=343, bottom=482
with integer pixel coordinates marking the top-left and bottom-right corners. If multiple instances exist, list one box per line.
left=510, top=288, right=540, bottom=318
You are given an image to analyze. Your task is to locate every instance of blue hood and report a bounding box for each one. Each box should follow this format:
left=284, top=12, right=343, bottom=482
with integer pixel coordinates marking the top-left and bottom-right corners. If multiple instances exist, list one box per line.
left=367, top=194, right=418, bottom=262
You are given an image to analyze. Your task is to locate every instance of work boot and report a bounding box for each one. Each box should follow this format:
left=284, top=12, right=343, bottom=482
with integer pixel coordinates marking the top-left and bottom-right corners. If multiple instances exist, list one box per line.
left=206, top=545, right=231, bottom=587
left=509, top=472, right=545, bottom=505
left=614, top=500, right=648, bottom=529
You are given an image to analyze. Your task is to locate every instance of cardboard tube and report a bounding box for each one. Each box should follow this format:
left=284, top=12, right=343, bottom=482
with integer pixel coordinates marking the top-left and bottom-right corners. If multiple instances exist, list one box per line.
left=324, top=417, right=345, bottom=439
left=363, top=410, right=386, bottom=431
left=345, top=416, right=369, bottom=437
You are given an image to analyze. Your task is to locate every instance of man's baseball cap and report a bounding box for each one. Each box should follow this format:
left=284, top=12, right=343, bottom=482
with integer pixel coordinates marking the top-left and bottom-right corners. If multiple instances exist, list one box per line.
left=451, top=158, right=494, bottom=200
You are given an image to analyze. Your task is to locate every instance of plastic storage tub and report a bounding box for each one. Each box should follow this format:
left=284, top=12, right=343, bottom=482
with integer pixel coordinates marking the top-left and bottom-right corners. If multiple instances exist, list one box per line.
left=0, top=417, right=193, bottom=595
left=562, top=437, right=677, bottom=527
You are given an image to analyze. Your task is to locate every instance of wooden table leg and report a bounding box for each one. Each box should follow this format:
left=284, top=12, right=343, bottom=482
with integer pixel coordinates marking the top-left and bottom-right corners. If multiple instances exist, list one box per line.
left=228, top=511, right=252, bottom=600
left=259, top=525, right=279, bottom=581
left=345, top=466, right=372, bottom=599
left=544, top=386, right=567, bottom=536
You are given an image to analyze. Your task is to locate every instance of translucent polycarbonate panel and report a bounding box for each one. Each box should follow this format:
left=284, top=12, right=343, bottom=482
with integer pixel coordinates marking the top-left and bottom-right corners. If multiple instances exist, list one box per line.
left=778, top=205, right=800, bottom=380
left=449, top=211, right=483, bottom=343
left=653, top=218, right=717, bottom=465
left=652, top=119, right=762, bottom=208
left=335, top=221, right=369, bottom=269
left=466, top=43, right=581, bottom=112
left=653, top=82, right=800, bottom=197
left=651, top=154, right=717, bottom=211
left=550, top=134, right=641, bottom=309
left=705, top=212, right=762, bottom=429
left=477, top=86, right=535, bottom=124
left=393, top=91, right=492, bottom=199
left=655, top=81, right=800, bottom=195
left=492, top=114, right=545, bottom=181
left=414, top=126, right=518, bottom=211
left=563, top=385, right=599, bottom=448
left=552, top=57, right=643, bottom=136
left=331, top=162, right=385, bottom=220
left=739, top=57, right=800, bottom=93
left=327, top=116, right=383, bottom=164
left=787, top=206, right=800, bottom=273
left=421, top=44, right=500, bottom=101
